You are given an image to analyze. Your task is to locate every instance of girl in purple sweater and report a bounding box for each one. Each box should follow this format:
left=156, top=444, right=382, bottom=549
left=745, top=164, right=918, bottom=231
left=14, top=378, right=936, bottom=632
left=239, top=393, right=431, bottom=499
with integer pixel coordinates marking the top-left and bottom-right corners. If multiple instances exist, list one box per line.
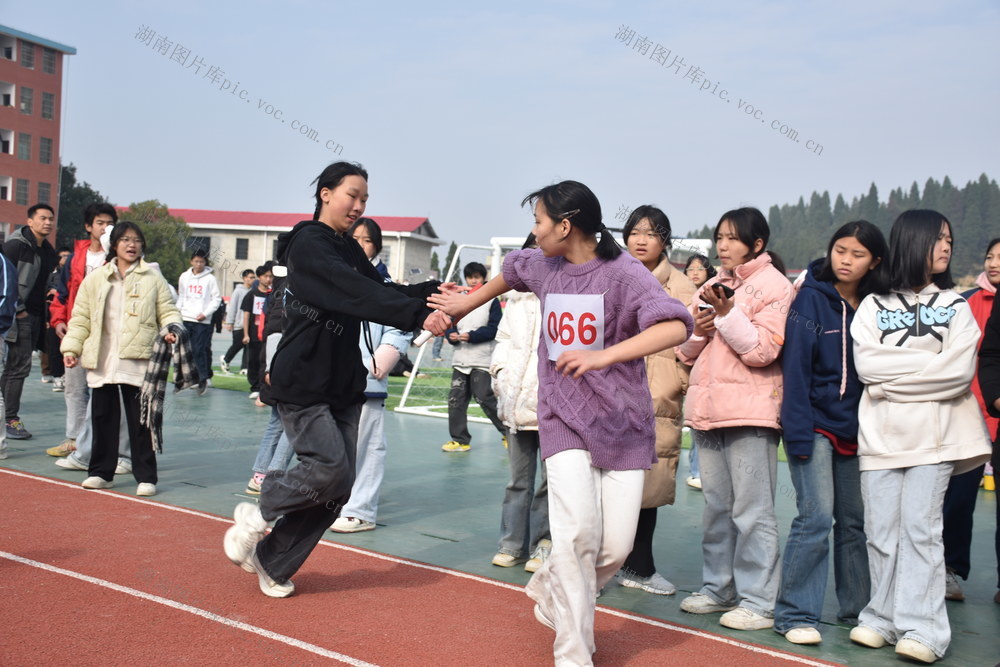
left=430, top=181, right=692, bottom=667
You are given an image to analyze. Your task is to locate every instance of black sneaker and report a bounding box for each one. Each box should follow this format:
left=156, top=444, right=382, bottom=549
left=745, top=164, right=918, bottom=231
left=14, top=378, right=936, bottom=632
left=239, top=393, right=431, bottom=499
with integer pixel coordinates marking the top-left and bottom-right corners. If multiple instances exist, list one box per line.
left=6, top=419, right=32, bottom=440
left=197, top=381, right=208, bottom=396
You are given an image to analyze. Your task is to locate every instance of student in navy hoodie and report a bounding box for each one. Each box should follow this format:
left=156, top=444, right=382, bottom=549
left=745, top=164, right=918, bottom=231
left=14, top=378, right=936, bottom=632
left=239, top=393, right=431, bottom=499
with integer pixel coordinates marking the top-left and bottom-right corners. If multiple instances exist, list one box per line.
left=774, top=221, right=887, bottom=645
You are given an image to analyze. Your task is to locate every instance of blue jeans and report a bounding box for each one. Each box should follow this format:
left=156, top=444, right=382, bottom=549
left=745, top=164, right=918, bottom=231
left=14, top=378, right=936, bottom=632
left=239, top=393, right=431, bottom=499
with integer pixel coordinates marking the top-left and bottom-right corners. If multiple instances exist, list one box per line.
left=774, top=434, right=869, bottom=633
left=696, top=426, right=781, bottom=616
left=341, top=398, right=387, bottom=522
left=860, top=463, right=953, bottom=658
left=252, top=406, right=295, bottom=474
left=689, top=439, right=700, bottom=478
left=184, top=321, right=213, bottom=382
left=498, top=429, right=550, bottom=558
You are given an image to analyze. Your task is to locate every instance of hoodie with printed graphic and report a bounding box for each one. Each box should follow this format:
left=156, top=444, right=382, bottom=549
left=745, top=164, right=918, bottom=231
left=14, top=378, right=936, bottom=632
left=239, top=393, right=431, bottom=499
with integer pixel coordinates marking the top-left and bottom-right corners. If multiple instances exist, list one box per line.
left=851, top=284, right=992, bottom=474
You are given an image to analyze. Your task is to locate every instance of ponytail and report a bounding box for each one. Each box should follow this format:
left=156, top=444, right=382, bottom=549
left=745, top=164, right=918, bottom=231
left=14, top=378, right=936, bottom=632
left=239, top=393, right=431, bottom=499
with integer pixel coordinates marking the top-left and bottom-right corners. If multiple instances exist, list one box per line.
left=595, top=225, right=622, bottom=260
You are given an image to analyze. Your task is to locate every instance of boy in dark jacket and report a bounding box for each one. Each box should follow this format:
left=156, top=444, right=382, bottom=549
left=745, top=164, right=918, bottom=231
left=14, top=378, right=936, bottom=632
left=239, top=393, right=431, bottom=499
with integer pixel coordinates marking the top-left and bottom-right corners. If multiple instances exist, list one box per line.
left=1, top=203, right=58, bottom=440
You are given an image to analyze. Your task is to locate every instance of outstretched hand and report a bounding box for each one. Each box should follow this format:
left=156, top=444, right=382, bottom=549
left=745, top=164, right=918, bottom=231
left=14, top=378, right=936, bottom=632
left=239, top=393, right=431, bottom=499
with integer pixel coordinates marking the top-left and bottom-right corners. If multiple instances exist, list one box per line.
left=427, top=283, right=472, bottom=323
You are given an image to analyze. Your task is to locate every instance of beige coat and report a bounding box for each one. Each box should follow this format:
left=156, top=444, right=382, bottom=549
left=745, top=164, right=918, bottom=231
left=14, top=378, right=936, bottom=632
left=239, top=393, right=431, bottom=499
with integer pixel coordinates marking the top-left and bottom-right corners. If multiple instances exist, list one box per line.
left=642, top=259, right=696, bottom=508
left=61, top=259, right=182, bottom=374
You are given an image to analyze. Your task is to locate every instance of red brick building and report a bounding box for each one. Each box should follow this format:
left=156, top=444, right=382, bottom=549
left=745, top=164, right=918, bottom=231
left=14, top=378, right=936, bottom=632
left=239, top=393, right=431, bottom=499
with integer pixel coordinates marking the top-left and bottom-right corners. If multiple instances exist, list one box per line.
left=0, top=25, right=76, bottom=238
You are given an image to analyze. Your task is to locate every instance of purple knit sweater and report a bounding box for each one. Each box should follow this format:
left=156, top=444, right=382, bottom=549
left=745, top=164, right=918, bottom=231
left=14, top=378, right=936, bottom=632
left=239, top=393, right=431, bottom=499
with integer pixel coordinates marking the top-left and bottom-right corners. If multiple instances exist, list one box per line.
left=503, top=249, right=693, bottom=470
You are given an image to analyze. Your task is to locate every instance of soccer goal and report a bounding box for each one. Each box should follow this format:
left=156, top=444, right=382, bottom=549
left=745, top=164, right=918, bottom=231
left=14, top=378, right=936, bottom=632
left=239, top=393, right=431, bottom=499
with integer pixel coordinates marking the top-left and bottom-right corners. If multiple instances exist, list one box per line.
left=394, top=237, right=527, bottom=420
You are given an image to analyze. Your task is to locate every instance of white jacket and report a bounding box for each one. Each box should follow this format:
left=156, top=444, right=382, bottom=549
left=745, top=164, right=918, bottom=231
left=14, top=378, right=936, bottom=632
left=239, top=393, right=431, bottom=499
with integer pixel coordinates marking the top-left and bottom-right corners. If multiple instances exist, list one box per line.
left=176, top=266, right=221, bottom=323
left=490, top=291, right=539, bottom=432
left=851, top=285, right=992, bottom=473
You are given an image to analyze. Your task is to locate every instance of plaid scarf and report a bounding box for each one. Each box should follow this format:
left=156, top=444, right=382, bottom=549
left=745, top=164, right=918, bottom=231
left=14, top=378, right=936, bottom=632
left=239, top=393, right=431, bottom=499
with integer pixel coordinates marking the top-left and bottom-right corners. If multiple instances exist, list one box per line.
left=140, top=323, right=198, bottom=452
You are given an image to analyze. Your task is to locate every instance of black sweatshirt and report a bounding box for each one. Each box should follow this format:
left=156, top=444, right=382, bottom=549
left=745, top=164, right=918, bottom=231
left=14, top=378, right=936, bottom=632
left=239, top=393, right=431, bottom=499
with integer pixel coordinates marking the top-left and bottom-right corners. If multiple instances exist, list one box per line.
left=268, top=220, right=438, bottom=408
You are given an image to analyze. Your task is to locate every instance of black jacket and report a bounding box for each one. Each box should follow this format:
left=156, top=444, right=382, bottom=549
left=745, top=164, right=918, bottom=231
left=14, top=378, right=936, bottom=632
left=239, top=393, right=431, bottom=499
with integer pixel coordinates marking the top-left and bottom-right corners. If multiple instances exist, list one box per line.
left=268, top=221, right=438, bottom=408
left=2, top=226, right=58, bottom=317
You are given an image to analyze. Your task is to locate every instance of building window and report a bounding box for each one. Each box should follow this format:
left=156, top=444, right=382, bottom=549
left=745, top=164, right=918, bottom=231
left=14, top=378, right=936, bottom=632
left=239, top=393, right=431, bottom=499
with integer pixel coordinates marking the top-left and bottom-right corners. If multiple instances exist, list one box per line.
left=272, top=239, right=279, bottom=260
left=37, top=182, right=51, bottom=205
left=19, top=87, right=32, bottom=114
left=186, top=235, right=211, bottom=256
left=42, top=48, right=56, bottom=74
left=21, top=43, right=34, bottom=69
left=39, top=137, right=52, bottom=165
left=41, top=92, right=54, bottom=120
left=235, top=238, right=249, bottom=259
left=17, top=133, right=30, bottom=161
left=0, top=130, right=11, bottom=154
left=15, top=179, right=29, bottom=206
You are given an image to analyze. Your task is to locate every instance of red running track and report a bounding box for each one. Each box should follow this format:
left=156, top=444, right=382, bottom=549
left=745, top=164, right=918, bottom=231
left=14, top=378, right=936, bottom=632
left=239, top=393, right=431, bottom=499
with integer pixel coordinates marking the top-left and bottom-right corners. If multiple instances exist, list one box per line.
left=0, top=470, right=839, bottom=666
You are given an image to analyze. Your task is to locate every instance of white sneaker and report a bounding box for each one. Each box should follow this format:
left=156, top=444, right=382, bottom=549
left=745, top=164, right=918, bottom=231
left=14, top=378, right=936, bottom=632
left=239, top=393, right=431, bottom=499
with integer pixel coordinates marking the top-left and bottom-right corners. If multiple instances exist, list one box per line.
left=52, top=377, right=65, bottom=392
left=719, top=607, right=774, bottom=630
left=223, top=502, right=268, bottom=573
left=247, top=549, right=294, bottom=598
left=115, top=458, right=133, bottom=475
left=533, top=604, right=555, bottom=630
left=41, top=374, right=53, bottom=383
left=524, top=539, right=552, bottom=573
left=686, top=476, right=702, bottom=490
left=895, top=638, right=937, bottom=663
left=82, top=476, right=113, bottom=489
left=219, top=355, right=230, bottom=374
left=849, top=625, right=887, bottom=648
left=136, top=483, right=156, bottom=496
left=680, top=593, right=737, bottom=614
left=784, top=626, right=822, bottom=644
left=330, top=517, right=376, bottom=533
left=248, top=391, right=260, bottom=400
left=615, top=569, right=676, bottom=595
left=56, top=455, right=88, bottom=471
left=491, top=552, right=526, bottom=567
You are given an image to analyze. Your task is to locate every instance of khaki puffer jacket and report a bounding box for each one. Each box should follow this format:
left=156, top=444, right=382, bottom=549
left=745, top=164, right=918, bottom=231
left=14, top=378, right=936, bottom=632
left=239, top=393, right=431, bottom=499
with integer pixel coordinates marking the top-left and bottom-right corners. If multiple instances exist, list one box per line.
left=642, top=259, right=696, bottom=508
left=61, top=259, right=182, bottom=368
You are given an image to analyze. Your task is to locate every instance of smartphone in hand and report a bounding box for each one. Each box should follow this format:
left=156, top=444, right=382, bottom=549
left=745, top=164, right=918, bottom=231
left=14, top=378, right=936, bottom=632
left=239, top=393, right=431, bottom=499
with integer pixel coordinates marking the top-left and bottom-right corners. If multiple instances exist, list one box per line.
left=700, top=283, right=735, bottom=304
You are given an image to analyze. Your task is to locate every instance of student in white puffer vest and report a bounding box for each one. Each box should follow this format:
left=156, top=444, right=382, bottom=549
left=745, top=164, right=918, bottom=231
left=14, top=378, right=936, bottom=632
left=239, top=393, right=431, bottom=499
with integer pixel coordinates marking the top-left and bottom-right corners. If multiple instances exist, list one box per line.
left=440, top=262, right=506, bottom=453
left=490, top=234, right=550, bottom=571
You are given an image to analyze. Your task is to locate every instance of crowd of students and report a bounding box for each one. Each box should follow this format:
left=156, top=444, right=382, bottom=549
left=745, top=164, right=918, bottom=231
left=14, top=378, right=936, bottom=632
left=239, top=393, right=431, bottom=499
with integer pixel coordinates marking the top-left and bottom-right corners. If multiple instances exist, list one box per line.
left=4, top=162, right=999, bottom=666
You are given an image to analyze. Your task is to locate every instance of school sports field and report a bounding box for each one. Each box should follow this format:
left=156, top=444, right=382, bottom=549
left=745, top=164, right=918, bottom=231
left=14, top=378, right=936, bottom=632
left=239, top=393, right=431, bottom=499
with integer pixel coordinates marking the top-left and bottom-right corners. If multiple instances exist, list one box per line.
left=2, top=337, right=997, bottom=665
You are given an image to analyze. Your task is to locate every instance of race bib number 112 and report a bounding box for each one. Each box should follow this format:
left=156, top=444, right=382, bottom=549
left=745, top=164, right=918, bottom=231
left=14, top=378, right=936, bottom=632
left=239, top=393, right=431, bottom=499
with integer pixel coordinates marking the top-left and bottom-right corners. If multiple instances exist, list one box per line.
left=543, top=293, right=605, bottom=361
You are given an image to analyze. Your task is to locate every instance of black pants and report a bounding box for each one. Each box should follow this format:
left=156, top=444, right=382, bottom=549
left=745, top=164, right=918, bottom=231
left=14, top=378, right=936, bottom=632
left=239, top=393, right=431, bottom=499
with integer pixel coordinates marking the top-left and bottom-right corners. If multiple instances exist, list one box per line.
left=46, top=326, right=64, bottom=378
left=1, top=314, right=40, bottom=420
left=256, top=401, right=361, bottom=583
left=942, top=463, right=985, bottom=579
left=90, top=384, right=157, bottom=484
left=223, top=329, right=245, bottom=366
left=246, top=340, right=263, bottom=391
left=622, top=507, right=658, bottom=577
left=447, top=368, right=505, bottom=444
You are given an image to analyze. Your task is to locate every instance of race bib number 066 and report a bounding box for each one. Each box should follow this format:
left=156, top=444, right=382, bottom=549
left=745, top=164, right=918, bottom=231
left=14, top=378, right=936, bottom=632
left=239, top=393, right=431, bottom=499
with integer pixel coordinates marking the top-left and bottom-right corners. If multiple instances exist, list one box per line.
left=543, top=293, right=605, bottom=361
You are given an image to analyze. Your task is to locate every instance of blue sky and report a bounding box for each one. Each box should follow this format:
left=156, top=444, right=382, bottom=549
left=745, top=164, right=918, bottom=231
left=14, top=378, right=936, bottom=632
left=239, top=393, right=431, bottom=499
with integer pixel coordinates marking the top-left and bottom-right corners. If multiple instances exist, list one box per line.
left=7, top=1, right=999, bottom=248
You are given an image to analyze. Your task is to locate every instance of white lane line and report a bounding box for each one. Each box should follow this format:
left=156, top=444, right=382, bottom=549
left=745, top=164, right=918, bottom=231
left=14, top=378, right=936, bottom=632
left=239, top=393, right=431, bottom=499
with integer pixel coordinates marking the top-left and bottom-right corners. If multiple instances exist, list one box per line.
left=0, top=550, right=378, bottom=667
left=0, top=468, right=831, bottom=666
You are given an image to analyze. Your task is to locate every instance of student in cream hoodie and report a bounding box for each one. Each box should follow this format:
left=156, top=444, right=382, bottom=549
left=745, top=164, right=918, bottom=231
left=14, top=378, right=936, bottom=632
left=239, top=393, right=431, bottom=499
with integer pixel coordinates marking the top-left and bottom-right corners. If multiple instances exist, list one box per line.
left=176, top=248, right=221, bottom=393
left=849, top=210, right=991, bottom=664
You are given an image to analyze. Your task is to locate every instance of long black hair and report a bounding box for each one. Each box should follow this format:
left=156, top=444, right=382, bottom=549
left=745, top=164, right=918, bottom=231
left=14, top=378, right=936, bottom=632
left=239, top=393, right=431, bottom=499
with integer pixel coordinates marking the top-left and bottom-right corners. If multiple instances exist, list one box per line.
left=714, top=207, right=786, bottom=274
left=521, top=180, right=621, bottom=260
left=311, top=162, right=368, bottom=221
left=886, top=209, right=954, bottom=291
left=815, top=220, right=889, bottom=300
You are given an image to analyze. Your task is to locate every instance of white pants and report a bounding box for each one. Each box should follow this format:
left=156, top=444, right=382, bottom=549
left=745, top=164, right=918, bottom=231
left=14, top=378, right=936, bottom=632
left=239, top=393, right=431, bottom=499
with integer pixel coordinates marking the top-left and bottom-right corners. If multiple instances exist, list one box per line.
left=525, top=449, right=644, bottom=667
